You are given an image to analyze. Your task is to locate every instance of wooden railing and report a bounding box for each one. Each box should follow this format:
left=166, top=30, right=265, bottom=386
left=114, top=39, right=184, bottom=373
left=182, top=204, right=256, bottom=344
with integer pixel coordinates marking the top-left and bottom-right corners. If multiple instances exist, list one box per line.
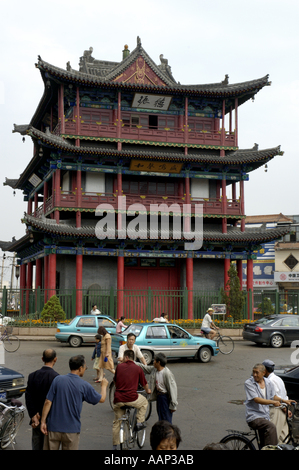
left=33, top=192, right=241, bottom=217
left=63, top=120, right=236, bottom=147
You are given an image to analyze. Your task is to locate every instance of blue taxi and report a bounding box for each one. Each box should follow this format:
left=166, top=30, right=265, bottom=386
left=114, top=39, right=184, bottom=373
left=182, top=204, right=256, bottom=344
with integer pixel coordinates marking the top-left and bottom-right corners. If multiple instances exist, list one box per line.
left=55, top=315, right=117, bottom=347
left=111, top=322, right=219, bottom=364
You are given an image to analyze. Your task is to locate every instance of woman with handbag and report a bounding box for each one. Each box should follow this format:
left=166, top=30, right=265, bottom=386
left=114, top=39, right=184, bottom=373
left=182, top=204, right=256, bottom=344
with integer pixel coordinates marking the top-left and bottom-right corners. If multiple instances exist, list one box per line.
left=97, top=326, right=115, bottom=381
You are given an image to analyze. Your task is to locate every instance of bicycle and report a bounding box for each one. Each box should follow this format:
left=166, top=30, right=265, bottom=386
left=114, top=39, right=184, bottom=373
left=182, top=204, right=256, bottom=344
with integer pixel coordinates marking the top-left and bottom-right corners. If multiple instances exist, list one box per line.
left=220, top=404, right=298, bottom=450
left=109, top=381, right=152, bottom=421
left=0, top=316, right=20, bottom=353
left=201, top=329, right=234, bottom=355
left=0, top=399, right=26, bottom=449
left=118, top=402, right=146, bottom=450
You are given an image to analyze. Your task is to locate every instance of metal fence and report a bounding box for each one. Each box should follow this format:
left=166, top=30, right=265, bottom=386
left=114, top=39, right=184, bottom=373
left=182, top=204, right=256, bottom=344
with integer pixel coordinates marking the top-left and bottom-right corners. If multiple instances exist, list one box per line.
left=0, top=286, right=298, bottom=322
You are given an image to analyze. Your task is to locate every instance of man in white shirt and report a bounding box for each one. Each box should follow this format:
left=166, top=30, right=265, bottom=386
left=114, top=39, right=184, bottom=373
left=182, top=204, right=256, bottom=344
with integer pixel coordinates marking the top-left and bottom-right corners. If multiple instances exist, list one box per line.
left=201, top=307, right=219, bottom=340
left=118, top=333, right=147, bottom=366
left=263, top=359, right=293, bottom=444
left=90, top=304, right=100, bottom=315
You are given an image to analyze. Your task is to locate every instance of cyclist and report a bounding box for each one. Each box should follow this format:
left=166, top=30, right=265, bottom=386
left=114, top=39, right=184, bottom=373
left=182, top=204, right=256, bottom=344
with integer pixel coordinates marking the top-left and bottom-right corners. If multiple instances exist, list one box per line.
left=201, top=307, right=219, bottom=340
left=244, top=363, right=295, bottom=448
left=112, top=349, right=151, bottom=450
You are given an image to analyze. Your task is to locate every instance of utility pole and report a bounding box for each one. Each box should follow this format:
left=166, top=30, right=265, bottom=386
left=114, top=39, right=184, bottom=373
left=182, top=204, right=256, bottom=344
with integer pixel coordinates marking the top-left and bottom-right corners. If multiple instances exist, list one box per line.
left=0, top=254, right=6, bottom=290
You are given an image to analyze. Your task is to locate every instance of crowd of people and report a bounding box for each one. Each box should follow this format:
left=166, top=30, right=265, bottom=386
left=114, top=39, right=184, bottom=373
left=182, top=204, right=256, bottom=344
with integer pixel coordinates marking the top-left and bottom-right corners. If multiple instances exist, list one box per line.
left=24, top=318, right=181, bottom=451
left=23, top=309, right=297, bottom=450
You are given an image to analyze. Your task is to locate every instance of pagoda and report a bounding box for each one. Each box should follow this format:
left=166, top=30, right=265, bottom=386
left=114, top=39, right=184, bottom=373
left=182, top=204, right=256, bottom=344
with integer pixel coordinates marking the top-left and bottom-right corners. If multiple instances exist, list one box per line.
left=1, top=38, right=289, bottom=318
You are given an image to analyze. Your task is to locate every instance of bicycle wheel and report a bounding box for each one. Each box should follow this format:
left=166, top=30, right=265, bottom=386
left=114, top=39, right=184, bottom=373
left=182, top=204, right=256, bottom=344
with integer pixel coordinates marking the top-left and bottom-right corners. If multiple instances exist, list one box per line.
left=109, top=381, right=115, bottom=410
left=119, top=420, right=133, bottom=450
left=217, top=336, right=234, bottom=355
left=220, top=433, right=256, bottom=450
left=131, top=408, right=146, bottom=448
left=130, top=408, right=146, bottom=449
left=3, top=335, right=20, bottom=353
left=136, top=426, right=146, bottom=448
left=145, top=400, right=152, bottom=422
left=0, top=410, right=24, bottom=449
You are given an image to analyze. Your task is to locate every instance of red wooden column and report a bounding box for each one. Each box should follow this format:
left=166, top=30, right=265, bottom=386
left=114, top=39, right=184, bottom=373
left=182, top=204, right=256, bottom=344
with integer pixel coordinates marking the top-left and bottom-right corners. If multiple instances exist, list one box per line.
left=117, top=170, right=123, bottom=234
left=186, top=256, right=193, bottom=320
left=117, top=91, right=122, bottom=151
left=76, top=253, right=83, bottom=316
left=234, top=97, right=238, bottom=147
left=20, top=264, right=26, bottom=316
left=43, top=181, right=48, bottom=214
left=44, top=255, right=49, bottom=302
left=26, top=262, right=33, bottom=315
left=75, top=86, right=81, bottom=147
left=117, top=253, right=124, bottom=319
left=58, top=84, right=65, bottom=134
left=184, top=174, right=191, bottom=234
left=34, top=192, right=38, bottom=216
left=220, top=99, right=226, bottom=157
left=247, top=258, right=254, bottom=319
left=222, top=176, right=227, bottom=234
left=27, top=198, right=32, bottom=215
left=184, top=97, right=188, bottom=155
left=236, top=259, right=243, bottom=290
left=48, top=253, right=56, bottom=299
left=240, top=179, right=245, bottom=232
left=35, top=258, right=42, bottom=289
left=54, top=169, right=61, bottom=224
left=224, top=258, right=230, bottom=291
left=76, top=168, right=82, bottom=228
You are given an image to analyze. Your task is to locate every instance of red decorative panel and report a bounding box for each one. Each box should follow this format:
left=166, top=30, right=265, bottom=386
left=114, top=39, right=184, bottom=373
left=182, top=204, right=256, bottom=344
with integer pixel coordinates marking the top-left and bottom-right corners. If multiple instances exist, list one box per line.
left=113, top=56, right=167, bottom=87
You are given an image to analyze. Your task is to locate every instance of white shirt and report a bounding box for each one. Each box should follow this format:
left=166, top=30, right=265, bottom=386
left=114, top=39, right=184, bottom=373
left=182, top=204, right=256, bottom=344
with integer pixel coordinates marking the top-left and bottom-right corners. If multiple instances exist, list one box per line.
left=91, top=308, right=100, bottom=315
left=118, top=343, right=144, bottom=362
left=202, top=314, right=212, bottom=329
left=156, top=369, right=167, bottom=393
left=267, top=372, right=289, bottom=400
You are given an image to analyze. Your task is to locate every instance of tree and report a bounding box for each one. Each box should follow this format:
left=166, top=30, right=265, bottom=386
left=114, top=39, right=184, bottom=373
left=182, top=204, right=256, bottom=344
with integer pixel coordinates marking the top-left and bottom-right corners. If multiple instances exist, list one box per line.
left=41, top=295, right=66, bottom=322
left=257, top=297, right=274, bottom=316
left=221, top=263, right=245, bottom=321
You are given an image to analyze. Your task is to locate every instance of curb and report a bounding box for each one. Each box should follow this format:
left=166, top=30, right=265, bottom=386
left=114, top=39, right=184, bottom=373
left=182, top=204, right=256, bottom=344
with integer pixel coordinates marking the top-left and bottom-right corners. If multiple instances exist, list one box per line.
left=17, top=335, right=244, bottom=342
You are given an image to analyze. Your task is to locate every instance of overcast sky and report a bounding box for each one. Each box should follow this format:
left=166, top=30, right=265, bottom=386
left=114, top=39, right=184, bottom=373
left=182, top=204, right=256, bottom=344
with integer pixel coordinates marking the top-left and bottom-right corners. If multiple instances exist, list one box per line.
left=0, top=0, right=298, bottom=251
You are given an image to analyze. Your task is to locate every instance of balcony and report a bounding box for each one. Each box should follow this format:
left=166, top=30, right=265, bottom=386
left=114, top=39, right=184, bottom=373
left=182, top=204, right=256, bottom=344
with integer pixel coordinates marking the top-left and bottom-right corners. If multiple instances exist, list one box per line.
left=63, top=121, right=237, bottom=148
left=35, top=192, right=242, bottom=218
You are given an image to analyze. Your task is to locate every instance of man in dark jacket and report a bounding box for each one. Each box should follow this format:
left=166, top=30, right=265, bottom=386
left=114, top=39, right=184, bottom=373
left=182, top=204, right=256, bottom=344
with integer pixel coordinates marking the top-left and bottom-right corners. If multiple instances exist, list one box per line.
left=25, top=349, right=59, bottom=450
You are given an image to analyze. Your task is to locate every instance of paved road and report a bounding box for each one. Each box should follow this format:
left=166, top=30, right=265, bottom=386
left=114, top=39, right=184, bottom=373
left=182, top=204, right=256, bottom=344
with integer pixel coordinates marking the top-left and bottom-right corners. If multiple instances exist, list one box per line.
left=2, top=339, right=296, bottom=450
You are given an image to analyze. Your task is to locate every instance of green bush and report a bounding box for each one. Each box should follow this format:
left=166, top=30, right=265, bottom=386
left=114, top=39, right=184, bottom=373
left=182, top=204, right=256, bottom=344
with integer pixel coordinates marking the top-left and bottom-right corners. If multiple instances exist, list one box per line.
left=41, top=295, right=66, bottom=322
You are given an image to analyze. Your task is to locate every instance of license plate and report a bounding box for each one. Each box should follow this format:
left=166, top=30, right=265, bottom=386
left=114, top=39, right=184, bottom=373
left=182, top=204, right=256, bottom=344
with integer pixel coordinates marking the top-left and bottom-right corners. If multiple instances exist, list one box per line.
left=0, top=391, right=7, bottom=400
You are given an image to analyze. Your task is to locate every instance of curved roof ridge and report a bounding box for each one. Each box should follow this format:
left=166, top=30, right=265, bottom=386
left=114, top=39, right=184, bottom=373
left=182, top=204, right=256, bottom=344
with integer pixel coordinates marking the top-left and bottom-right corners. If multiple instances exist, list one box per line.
left=36, top=55, right=270, bottom=96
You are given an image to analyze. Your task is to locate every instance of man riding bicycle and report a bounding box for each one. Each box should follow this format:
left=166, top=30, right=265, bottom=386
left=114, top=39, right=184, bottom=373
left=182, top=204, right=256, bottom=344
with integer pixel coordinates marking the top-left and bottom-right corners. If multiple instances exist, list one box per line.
left=112, top=349, right=151, bottom=450
left=201, top=307, right=219, bottom=340
left=244, top=363, right=296, bottom=447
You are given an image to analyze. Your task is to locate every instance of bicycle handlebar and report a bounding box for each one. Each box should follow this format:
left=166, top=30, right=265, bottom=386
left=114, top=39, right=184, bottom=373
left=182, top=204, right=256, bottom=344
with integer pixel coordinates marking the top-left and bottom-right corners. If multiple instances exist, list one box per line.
left=0, top=399, right=24, bottom=410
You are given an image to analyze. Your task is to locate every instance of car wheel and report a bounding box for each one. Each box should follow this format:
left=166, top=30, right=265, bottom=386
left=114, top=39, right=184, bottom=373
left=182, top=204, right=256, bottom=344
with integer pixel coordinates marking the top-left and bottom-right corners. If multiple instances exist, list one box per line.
left=69, top=336, right=82, bottom=348
left=270, top=335, right=284, bottom=348
left=140, top=350, right=153, bottom=365
left=197, top=347, right=212, bottom=363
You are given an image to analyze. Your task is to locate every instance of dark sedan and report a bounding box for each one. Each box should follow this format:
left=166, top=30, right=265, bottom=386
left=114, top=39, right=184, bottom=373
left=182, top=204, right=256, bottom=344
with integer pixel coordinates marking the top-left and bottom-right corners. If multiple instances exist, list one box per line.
left=243, top=314, right=299, bottom=348
left=0, top=366, right=26, bottom=401
left=276, top=366, right=299, bottom=400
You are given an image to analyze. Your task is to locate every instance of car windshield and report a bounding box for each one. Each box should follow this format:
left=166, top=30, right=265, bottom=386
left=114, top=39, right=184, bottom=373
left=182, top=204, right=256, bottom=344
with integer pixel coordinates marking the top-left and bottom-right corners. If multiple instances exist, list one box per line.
left=256, top=316, right=278, bottom=325
left=121, top=324, right=143, bottom=338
